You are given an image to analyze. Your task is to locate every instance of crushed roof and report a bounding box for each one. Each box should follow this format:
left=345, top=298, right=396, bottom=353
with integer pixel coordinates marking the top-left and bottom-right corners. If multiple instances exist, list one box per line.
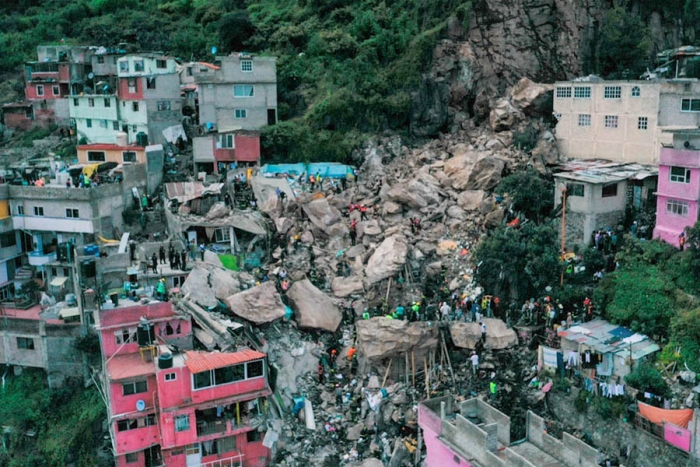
left=185, top=349, right=266, bottom=374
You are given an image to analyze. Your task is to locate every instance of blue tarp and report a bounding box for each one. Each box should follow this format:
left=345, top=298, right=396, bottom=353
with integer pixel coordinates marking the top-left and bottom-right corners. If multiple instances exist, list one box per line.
left=609, top=327, right=634, bottom=339
left=260, top=162, right=356, bottom=179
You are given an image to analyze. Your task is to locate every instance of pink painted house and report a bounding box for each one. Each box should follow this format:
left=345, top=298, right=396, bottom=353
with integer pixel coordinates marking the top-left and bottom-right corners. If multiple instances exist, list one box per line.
left=97, top=300, right=271, bottom=467
left=654, top=130, right=700, bottom=246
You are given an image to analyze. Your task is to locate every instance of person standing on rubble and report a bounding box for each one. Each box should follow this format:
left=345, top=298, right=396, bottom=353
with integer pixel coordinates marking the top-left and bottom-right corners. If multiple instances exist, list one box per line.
left=341, top=176, right=347, bottom=191
left=159, top=245, right=166, bottom=265
left=362, top=309, right=370, bottom=320
left=470, top=352, right=479, bottom=375
left=199, top=243, right=205, bottom=261
left=440, top=302, right=451, bottom=321
left=350, top=220, right=357, bottom=246
left=180, top=250, right=187, bottom=270
left=360, top=205, right=368, bottom=220
left=480, top=322, right=487, bottom=342
left=151, top=253, right=158, bottom=274
left=489, top=380, right=498, bottom=402
left=335, top=384, right=343, bottom=405
left=157, top=278, right=166, bottom=301
left=318, top=363, right=325, bottom=384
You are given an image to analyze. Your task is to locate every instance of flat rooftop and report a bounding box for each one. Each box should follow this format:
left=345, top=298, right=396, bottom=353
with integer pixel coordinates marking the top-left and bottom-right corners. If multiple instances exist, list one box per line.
left=106, top=352, right=155, bottom=381
left=0, top=303, right=76, bottom=325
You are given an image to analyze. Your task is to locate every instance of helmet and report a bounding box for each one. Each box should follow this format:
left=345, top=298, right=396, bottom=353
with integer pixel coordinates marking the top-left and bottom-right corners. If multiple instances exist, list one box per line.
left=160, top=278, right=165, bottom=282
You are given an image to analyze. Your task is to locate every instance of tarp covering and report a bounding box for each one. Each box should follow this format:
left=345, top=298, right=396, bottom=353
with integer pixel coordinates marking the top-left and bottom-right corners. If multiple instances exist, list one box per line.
left=638, top=402, right=694, bottom=428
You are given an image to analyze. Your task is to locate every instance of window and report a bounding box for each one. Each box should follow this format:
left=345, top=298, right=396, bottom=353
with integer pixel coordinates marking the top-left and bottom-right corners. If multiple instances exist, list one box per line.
left=568, top=183, right=585, bottom=197
left=100, top=119, right=108, bottom=128
left=201, top=436, right=236, bottom=456
left=33, top=207, right=44, bottom=216
left=667, top=199, right=689, bottom=216
left=156, top=59, right=167, bottom=69
left=87, top=151, right=106, bottom=162
left=578, top=114, right=591, bottom=127
left=604, top=86, right=621, bottom=99
left=123, top=151, right=137, bottom=163
left=247, top=360, right=264, bottom=378
left=670, top=166, right=691, bottom=183
left=214, top=364, right=245, bottom=385
left=165, top=372, right=177, bottom=382
left=128, top=78, right=137, bottom=93
left=36, top=85, right=44, bottom=96
left=0, top=232, right=15, bottom=248
left=219, top=134, right=234, bottom=149
left=17, top=337, right=34, bottom=350
left=16, top=206, right=24, bottom=216
left=104, top=98, right=111, bottom=107
left=147, top=77, right=156, bottom=89
left=186, top=444, right=200, bottom=456
left=174, top=415, right=190, bottom=432
left=233, top=85, right=254, bottom=97
left=631, top=86, right=640, bottom=97
left=113, top=121, right=119, bottom=130
left=215, top=227, right=231, bottom=243
left=681, top=98, right=700, bottom=112
left=86, top=119, right=92, bottom=128
left=157, top=101, right=171, bottom=111
left=601, top=183, right=618, bottom=198
left=574, top=86, right=591, bottom=99
left=235, top=109, right=247, bottom=119
left=52, top=86, right=60, bottom=96
left=247, top=430, right=262, bottom=442
left=134, top=60, right=144, bottom=72
left=88, top=98, right=95, bottom=107
left=73, top=98, right=79, bottom=106
left=119, top=61, right=129, bottom=72
left=66, top=208, right=79, bottom=218
left=604, top=115, right=618, bottom=128
left=132, top=102, right=139, bottom=112
left=122, top=380, right=147, bottom=396
left=114, top=328, right=135, bottom=344
left=193, top=371, right=213, bottom=389
left=241, top=60, right=253, bottom=72
left=125, top=453, right=138, bottom=463
left=97, top=56, right=105, bottom=64
left=117, top=419, right=138, bottom=432
left=638, top=117, right=648, bottom=130
left=555, top=87, right=571, bottom=98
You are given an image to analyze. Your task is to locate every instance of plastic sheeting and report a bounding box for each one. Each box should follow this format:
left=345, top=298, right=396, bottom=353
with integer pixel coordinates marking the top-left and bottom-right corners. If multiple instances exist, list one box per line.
left=638, top=402, right=694, bottom=428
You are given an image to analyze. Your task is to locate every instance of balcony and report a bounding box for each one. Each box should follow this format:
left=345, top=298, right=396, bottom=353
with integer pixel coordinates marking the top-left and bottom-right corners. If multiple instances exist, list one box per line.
left=28, top=251, right=57, bottom=266
left=195, top=406, right=264, bottom=439
left=201, top=454, right=244, bottom=467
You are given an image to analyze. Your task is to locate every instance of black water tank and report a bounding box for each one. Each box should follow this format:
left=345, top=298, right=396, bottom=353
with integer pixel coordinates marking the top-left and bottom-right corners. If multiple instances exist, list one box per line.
left=136, top=324, right=155, bottom=346
left=80, top=259, right=96, bottom=278
left=158, top=353, right=173, bottom=369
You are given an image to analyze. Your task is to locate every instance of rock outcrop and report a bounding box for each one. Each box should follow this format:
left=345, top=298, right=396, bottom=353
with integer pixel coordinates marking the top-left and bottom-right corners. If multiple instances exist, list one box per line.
left=355, top=319, right=438, bottom=361
left=286, top=279, right=343, bottom=332
left=224, top=282, right=287, bottom=324
left=449, top=318, right=518, bottom=350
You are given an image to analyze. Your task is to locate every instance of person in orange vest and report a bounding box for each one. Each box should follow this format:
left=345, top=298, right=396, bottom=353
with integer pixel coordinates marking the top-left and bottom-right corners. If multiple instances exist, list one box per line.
left=347, top=347, right=357, bottom=361
left=679, top=231, right=686, bottom=251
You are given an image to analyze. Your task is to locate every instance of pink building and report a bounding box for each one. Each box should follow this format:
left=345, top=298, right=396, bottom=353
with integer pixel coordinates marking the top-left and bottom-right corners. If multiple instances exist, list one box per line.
left=654, top=130, right=700, bottom=246
left=98, top=300, right=271, bottom=467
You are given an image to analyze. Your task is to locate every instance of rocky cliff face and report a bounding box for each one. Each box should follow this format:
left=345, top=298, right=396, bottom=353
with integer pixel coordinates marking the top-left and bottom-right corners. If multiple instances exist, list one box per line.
left=410, top=0, right=684, bottom=136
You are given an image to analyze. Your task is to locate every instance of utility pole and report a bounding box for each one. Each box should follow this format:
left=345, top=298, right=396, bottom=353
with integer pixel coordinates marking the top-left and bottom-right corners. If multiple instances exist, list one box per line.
left=560, top=187, right=567, bottom=286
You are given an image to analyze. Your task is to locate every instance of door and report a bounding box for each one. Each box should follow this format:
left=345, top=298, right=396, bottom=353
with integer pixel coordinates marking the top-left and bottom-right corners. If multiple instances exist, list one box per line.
left=186, top=443, right=202, bottom=467
left=187, top=230, right=197, bottom=245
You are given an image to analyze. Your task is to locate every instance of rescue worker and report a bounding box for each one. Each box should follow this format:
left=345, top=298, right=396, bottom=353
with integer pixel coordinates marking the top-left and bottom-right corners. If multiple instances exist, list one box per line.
left=362, top=309, right=370, bottom=320
left=159, top=245, right=166, bottom=265
left=157, top=278, right=166, bottom=301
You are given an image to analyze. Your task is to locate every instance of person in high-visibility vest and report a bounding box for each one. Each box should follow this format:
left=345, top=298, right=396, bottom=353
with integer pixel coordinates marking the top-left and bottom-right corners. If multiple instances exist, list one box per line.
left=362, top=309, right=370, bottom=320
left=489, top=381, right=497, bottom=402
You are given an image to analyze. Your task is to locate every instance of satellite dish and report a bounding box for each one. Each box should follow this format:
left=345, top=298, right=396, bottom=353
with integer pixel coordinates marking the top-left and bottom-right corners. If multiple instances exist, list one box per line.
left=211, top=46, right=218, bottom=55
left=87, top=72, right=94, bottom=80
left=136, top=400, right=146, bottom=412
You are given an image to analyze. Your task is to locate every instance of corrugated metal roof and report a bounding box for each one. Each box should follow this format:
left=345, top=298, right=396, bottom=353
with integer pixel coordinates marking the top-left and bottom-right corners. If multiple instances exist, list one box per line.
left=552, top=161, right=658, bottom=184
left=559, top=319, right=659, bottom=360
left=185, top=349, right=266, bottom=374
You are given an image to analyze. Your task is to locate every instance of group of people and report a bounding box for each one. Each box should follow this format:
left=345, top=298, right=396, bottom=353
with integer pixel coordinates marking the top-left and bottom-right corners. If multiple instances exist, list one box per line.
left=593, top=229, right=619, bottom=254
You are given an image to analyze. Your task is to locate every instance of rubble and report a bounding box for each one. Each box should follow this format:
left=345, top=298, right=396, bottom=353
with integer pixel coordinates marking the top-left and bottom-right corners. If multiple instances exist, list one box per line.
left=286, top=279, right=342, bottom=332
left=224, top=282, right=287, bottom=324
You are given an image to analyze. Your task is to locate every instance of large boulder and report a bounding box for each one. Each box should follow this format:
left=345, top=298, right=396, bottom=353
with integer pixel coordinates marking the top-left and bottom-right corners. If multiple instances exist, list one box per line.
left=509, top=77, right=554, bottom=118
left=443, top=149, right=504, bottom=191
left=457, top=190, right=487, bottom=210
left=181, top=267, right=217, bottom=308
left=489, top=98, right=521, bottom=132
left=355, top=319, right=438, bottom=361
left=209, top=268, right=240, bottom=300
left=300, top=195, right=343, bottom=234
left=331, top=276, right=364, bottom=298
left=224, top=281, right=286, bottom=324
left=358, top=220, right=382, bottom=238
left=206, top=202, right=229, bottom=220
left=365, top=235, right=409, bottom=284
left=449, top=318, right=517, bottom=350
left=286, top=279, right=342, bottom=332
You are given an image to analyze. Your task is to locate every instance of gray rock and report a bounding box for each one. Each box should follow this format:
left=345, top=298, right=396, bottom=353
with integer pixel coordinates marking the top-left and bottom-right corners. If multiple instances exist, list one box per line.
left=457, top=189, right=487, bottom=210
left=365, top=235, right=409, bottom=284
left=181, top=267, right=217, bottom=308
left=224, top=281, right=286, bottom=324
left=209, top=268, right=240, bottom=301
left=205, top=202, right=229, bottom=220
left=331, top=276, right=364, bottom=298
left=286, top=279, right=342, bottom=332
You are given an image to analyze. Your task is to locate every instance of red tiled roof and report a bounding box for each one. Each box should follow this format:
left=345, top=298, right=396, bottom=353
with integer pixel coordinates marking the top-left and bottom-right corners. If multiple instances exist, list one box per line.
left=78, top=144, right=145, bottom=151
left=198, top=62, right=220, bottom=70
left=185, top=349, right=266, bottom=374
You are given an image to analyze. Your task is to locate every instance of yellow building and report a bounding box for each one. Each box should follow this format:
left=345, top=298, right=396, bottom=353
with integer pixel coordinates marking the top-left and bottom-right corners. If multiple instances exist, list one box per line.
left=77, top=143, right=147, bottom=165
left=553, top=79, right=700, bottom=164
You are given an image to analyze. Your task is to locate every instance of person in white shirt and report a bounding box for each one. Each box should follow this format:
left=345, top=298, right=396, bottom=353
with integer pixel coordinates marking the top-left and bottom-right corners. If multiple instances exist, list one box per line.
left=480, top=322, right=487, bottom=342
left=470, top=352, right=479, bottom=374
left=440, top=302, right=451, bottom=321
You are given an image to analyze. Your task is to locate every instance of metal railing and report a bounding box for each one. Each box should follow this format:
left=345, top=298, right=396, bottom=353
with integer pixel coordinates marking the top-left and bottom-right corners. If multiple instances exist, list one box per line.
left=200, top=453, right=244, bottom=467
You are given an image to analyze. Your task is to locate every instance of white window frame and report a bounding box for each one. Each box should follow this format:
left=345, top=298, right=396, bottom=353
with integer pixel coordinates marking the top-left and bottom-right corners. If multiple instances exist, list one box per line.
left=631, top=86, right=640, bottom=97
left=33, top=206, right=44, bottom=216
left=215, top=227, right=231, bottom=243
left=603, top=86, right=621, bottom=99
left=119, top=61, right=129, bottom=73
left=174, top=414, right=190, bottom=432
left=681, top=98, right=700, bottom=112
left=667, top=199, right=689, bottom=217
left=165, top=372, right=177, bottom=382
left=670, top=166, right=691, bottom=184
left=52, top=85, right=60, bottom=96
left=36, top=85, right=44, bottom=96
left=638, top=117, right=648, bottom=130
left=114, top=327, right=136, bottom=344
left=604, top=115, right=618, bottom=129
left=133, top=60, right=145, bottom=72
left=128, top=78, right=137, bottom=94
left=233, top=85, right=254, bottom=98
left=573, top=86, right=591, bottom=99
left=555, top=87, right=571, bottom=98
left=219, top=134, right=234, bottom=149
left=241, top=60, right=253, bottom=72
left=578, top=114, right=591, bottom=127
left=157, top=101, right=171, bottom=111
left=191, top=359, right=265, bottom=391
left=234, top=109, right=247, bottom=119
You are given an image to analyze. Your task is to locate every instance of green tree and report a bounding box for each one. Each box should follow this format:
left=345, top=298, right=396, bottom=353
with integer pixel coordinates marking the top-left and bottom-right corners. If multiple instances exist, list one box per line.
left=625, top=363, right=670, bottom=397
left=474, top=222, right=561, bottom=300
left=596, top=7, right=652, bottom=78
left=495, top=169, right=553, bottom=224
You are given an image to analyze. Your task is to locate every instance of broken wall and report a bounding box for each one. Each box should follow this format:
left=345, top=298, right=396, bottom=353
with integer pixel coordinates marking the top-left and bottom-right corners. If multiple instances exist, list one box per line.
left=526, top=411, right=598, bottom=467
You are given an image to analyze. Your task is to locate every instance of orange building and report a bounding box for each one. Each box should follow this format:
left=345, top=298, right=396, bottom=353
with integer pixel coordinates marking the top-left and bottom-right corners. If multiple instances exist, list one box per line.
left=77, top=144, right=147, bottom=165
